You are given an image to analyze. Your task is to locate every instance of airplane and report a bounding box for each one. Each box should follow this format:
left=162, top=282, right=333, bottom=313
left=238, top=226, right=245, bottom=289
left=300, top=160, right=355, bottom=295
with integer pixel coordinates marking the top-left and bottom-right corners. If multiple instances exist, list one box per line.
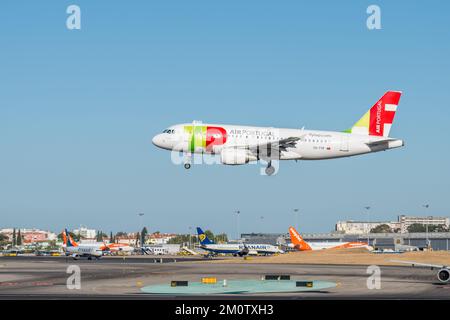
left=106, top=243, right=134, bottom=254
left=288, top=226, right=371, bottom=251
left=391, top=260, right=450, bottom=284
left=152, top=91, right=404, bottom=175
left=62, top=229, right=103, bottom=260
left=196, top=227, right=284, bottom=257
left=62, top=229, right=133, bottom=257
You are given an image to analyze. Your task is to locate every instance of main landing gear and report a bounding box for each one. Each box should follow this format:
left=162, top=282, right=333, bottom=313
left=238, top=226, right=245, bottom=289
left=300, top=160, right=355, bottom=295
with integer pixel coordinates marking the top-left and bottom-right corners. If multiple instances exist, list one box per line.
left=184, top=153, right=192, bottom=170
left=265, top=161, right=275, bottom=176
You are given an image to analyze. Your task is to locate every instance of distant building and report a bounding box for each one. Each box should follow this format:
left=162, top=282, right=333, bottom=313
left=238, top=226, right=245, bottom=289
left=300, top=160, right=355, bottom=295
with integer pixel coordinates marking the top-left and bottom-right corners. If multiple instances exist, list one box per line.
left=335, top=221, right=401, bottom=234
left=241, top=233, right=286, bottom=245
left=73, top=227, right=97, bottom=240
left=0, top=228, right=57, bottom=244
left=115, top=235, right=137, bottom=246
left=146, top=233, right=176, bottom=245
left=336, top=215, right=449, bottom=234
left=398, top=215, right=450, bottom=233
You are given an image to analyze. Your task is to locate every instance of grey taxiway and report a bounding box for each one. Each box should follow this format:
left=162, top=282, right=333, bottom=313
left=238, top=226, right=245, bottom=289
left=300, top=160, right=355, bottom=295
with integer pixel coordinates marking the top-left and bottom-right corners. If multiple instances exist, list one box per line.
left=0, top=255, right=448, bottom=299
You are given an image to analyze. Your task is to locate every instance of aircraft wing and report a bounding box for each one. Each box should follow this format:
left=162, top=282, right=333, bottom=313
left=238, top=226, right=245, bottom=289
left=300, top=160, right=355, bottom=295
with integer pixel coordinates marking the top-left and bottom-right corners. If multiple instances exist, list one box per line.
left=233, top=136, right=303, bottom=160
left=391, top=260, right=447, bottom=269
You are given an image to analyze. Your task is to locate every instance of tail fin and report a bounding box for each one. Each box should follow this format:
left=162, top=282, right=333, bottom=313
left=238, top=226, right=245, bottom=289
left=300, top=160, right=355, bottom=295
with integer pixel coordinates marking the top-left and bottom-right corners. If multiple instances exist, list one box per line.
left=62, top=230, right=68, bottom=246
left=196, top=227, right=214, bottom=245
left=289, top=226, right=312, bottom=251
left=65, top=228, right=78, bottom=247
left=346, top=91, right=402, bottom=137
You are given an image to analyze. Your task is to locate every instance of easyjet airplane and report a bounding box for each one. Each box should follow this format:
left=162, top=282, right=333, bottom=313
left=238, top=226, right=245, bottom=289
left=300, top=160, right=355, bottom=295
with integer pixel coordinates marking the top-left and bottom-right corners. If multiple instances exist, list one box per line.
left=152, top=91, right=403, bottom=175
left=62, top=229, right=133, bottom=259
left=288, top=226, right=371, bottom=251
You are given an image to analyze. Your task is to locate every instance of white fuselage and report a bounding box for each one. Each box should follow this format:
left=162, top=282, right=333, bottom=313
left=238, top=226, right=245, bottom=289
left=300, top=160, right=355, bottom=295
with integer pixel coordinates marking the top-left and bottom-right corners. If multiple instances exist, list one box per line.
left=152, top=123, right=404, bottom=161
left=291, top=241, right=371, bottom=251
left=64, top=244, right=103, bottom=259
left=202, top=243, right=284, bottom=255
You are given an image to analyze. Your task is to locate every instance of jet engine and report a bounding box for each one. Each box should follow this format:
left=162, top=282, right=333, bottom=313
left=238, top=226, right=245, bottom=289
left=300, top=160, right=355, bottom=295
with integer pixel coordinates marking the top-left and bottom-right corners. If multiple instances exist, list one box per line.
left=437, top=268, right=450, bottom=283
left=220, top=149, right=257, bottom=165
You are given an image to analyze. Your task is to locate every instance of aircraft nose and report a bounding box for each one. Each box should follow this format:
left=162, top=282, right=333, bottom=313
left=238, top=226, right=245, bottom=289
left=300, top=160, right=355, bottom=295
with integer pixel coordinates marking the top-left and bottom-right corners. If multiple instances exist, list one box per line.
left=152, top=134, right=164, bottom=147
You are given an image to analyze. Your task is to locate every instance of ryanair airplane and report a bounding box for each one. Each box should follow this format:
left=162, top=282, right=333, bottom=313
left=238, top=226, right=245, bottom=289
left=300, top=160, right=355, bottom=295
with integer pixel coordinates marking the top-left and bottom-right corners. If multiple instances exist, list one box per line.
left=196, top=227, right=284, bottom=257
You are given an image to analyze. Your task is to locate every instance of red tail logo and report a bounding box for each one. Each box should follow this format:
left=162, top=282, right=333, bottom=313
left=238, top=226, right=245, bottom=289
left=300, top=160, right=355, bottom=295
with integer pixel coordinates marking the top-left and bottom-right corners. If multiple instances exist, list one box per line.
left=369, top=91, right=401, bottom=136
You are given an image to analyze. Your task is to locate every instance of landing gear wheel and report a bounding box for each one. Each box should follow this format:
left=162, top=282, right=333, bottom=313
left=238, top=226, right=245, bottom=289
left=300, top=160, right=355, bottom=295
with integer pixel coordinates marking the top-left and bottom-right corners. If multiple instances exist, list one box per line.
left=265, top=165, right=275, bottom=176
left=184, top=163, right=191, bottom=170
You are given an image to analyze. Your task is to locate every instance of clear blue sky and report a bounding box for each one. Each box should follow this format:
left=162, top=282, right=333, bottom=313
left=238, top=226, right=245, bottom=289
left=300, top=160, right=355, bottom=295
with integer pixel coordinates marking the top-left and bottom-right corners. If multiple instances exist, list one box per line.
left=1, top=1, right=449, bottom=236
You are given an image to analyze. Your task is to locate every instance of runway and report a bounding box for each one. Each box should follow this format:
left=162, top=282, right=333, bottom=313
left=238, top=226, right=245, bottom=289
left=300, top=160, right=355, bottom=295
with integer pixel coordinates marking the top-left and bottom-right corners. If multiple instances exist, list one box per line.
left=0, top=255, right=449, bottom=299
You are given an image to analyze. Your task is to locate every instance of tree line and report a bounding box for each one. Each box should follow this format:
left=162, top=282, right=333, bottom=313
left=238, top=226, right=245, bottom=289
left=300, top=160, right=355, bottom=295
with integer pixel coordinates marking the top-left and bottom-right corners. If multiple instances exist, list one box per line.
left=167, top=230, right=228, bottom=245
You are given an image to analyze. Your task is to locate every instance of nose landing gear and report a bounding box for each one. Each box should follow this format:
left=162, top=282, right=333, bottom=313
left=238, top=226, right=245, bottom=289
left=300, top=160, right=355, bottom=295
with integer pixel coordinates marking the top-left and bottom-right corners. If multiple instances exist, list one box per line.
left=184, top=163, right=191, bottom=170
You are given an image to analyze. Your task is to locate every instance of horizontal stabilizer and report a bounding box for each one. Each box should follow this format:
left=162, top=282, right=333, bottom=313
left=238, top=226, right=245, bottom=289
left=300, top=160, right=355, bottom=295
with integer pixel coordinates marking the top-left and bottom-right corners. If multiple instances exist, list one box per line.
left=365, top=138, right=395, bottom=147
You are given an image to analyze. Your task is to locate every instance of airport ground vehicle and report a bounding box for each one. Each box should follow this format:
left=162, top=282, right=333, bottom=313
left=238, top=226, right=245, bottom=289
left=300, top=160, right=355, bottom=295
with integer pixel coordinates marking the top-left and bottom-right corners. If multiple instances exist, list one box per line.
left=1, top=250, right=19, bottom=257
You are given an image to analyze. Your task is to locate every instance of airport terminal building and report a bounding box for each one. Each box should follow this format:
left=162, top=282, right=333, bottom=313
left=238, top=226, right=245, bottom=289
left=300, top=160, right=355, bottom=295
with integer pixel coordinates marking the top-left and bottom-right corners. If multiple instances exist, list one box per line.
left=336, top=215, right=450, bottom=234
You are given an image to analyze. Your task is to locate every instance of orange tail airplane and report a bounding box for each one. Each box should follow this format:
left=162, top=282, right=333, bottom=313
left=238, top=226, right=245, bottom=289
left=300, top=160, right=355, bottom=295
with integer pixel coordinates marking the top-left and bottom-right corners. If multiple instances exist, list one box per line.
left=62, top=229, right=133, bottom=253
left=288, top=226, right=371, bottom=251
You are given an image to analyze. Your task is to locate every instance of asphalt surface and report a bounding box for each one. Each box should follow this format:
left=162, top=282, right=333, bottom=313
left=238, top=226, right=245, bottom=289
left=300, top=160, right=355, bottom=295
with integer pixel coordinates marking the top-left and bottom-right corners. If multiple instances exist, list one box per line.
left=0, top=255, right=449, bottom=299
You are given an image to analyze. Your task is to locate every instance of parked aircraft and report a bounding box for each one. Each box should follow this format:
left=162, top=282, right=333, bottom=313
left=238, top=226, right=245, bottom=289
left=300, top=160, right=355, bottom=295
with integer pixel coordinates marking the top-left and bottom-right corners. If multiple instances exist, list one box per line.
left=62, top=229, right=103, bottom=260
left=196, top=227, right=284, bottom=256
left=62, top=229, right=133, bottom=259
left=288, top=226, right=371, bottom=251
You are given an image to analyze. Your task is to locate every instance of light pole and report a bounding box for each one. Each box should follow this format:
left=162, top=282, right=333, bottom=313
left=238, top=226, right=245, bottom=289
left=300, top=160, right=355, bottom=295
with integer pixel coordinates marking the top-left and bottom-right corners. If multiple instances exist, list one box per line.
left=293, top=209, right=299, bottom=230
left=188, top=226, right=192, bottom=249
left=364, top=206, right=371, bottom=245
left=234, top=210, right=240, bottom=241
left=423, top=204, right=430, bottom=248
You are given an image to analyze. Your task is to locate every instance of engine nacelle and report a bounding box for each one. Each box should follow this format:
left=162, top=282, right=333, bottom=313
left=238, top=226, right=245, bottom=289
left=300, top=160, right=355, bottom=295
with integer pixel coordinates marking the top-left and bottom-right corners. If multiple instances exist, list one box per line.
left=437, top=268, right=450, bottom=283
left=220, top=149, right=256, bottom=165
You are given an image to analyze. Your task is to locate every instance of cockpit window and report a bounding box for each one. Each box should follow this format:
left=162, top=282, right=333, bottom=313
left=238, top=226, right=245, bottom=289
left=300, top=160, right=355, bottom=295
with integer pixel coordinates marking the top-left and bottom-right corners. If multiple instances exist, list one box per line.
left=163, top=129, right=175, bottom=134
